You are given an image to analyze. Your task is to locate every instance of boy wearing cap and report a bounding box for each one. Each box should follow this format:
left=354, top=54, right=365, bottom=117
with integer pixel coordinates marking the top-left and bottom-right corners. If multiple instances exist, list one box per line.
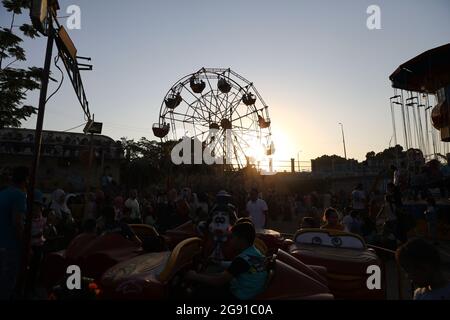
left=185, top=222, right=268, bottom=300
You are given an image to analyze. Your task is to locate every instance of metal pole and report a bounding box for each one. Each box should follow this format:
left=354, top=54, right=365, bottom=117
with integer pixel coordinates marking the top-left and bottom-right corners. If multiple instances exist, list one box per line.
left=86, top=132, right=94, bottom=192
left=17, top=17, right=54, bottom=296
left=339, top=123, right=347, bottom=159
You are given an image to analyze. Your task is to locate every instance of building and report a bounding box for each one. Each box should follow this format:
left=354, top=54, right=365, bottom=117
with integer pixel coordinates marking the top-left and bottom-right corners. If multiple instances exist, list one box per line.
left=0, top=128, right=124, bottom=192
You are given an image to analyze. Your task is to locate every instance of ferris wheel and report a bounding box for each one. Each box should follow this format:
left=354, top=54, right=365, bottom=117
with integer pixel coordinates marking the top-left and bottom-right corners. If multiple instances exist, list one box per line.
left=152, top=68, right=274, bottom=169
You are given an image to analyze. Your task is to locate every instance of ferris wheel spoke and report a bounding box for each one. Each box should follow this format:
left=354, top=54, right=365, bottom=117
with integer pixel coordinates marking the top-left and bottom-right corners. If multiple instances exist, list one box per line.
left=232, top=134, right=251, bottom=166
left=232, top=107, right=265, bottom=123
left=231, top=130, right=252, bottom=149
left=230, top=131, right=262, bottom=141
left=196, top=90, right=217, bottom=124
left=182, top=85, right=215, bottom=119
left=184, top=99, right=211, bottom=125
left=227, top=90, right=243, bottom=116
left=230, top=107, right=256, bottom=132
left=216, top=92, right=230, bottom=120
left=202, top=69, right=222, bottom=119
left=168, top=110, right=209, bottom=124
left=190, top=128, right=212, bottom=140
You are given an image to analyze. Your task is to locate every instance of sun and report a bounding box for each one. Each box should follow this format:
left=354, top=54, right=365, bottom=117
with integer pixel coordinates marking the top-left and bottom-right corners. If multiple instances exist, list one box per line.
left=241, top=128, right=296, bottom=173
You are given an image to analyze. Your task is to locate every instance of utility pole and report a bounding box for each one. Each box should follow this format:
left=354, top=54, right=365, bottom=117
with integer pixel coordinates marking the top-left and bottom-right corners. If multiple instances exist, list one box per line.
left=18, top=13, right=54, bottom=297
left=339, top=122, right=347, bottom=159
left=18, top=0, right=93, bottom=296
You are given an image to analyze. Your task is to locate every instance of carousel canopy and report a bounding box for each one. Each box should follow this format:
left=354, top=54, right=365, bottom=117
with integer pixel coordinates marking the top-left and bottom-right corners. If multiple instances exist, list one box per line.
left=389, top=43, right=450, bottom=93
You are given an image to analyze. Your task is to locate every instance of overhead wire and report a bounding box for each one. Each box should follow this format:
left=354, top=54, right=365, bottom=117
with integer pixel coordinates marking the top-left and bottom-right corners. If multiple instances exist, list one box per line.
left=45, top=54, right=64, bottom=103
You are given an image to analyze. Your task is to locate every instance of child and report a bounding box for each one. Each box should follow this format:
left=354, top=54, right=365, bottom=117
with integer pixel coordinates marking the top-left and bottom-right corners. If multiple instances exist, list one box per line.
left=300, top=217, right=317, bottom=229
left=185, top=222, right=268, bottom=300
left=321, top=208, right=345, bottom=231
left=396, top=238, right=450, bottom=300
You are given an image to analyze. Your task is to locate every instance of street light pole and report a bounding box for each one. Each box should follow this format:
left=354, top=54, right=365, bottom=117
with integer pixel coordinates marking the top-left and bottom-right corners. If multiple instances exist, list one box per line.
left=339, top=123, right=347, bottom=159
left=297, top=150, right=302, bottom=172
left=17, top=14, right=54, bottom=296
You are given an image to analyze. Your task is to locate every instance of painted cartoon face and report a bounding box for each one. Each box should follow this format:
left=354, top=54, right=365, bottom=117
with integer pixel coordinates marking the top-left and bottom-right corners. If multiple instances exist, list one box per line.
left=209, top=211, right=231, bottom=236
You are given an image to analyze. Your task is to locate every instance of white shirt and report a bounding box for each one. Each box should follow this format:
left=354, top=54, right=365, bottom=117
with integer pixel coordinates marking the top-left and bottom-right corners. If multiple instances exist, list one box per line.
left=125, top=198, right=141, bottom=220
left=246, top=198, right=268, bottom=230
left=351, top=190, right=366, bottom=210
left=393, top=170, right=400, bottom=186
left=342, top=215, right=354, bottom=232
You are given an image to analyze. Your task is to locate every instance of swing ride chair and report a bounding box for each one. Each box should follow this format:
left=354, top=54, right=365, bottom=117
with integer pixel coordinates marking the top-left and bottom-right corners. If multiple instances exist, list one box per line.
left=152, top=68, right=274, bottom=170
left=389, top=43, right=450, bottom=160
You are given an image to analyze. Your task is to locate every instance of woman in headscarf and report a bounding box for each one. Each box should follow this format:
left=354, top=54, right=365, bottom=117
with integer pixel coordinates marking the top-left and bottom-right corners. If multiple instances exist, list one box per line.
left=63, top=193, right=76, bottom=220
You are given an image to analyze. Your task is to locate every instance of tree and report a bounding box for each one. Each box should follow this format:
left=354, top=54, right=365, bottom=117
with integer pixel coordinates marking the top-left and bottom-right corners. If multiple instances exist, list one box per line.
left=0, top=0, right=45, bottom=128
left=120, top=137, right=171, bottom=189
left=366, top=151, right=376, bottom=160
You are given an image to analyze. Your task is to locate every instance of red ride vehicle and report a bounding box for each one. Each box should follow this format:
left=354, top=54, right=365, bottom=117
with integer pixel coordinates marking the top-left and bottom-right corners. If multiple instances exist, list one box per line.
left=97, top=237, right=333, bottom=300
left=289, top=229, right=386, bottom=300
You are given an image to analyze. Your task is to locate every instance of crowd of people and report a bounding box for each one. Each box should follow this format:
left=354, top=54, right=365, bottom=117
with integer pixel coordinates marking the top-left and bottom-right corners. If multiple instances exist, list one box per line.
left=0, top=165, right=273, bottom=300
left=1, top=162, right=449, bottom=300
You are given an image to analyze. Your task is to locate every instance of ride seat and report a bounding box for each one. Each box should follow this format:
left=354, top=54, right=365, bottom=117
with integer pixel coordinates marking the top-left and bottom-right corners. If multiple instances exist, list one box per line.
left=256, top=259, right=330, bottom=300
left=158, top=237, right=203, bottom=283
left=100, top=237, right=203, bottom=299
left=163, top=221, right=198, bottom=248
left=276, top=249, right=328, bottom=286
left=297, top=293, right=335, bottom=300
left=129, top=224, right=159, bottom=241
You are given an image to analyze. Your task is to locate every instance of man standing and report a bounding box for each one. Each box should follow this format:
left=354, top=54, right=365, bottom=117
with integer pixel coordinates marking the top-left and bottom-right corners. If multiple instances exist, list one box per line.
left=391, top=165, right=400, bottom=186
left=351, top=183, right=366, bottom=217
left=125, top=189, right=141, bottom=223
left=0, top=166, right=29, bottom=299
left=246, top=188, right=268, bottom=230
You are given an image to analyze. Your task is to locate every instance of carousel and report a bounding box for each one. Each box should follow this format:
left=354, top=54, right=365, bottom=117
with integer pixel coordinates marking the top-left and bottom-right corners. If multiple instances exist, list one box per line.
left=389, top=43, right=450, bottom=160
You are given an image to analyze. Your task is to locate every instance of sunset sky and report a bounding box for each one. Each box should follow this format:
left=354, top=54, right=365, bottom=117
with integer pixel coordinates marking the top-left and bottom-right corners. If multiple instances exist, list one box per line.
left=2, top=0, right=450, bottom=166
